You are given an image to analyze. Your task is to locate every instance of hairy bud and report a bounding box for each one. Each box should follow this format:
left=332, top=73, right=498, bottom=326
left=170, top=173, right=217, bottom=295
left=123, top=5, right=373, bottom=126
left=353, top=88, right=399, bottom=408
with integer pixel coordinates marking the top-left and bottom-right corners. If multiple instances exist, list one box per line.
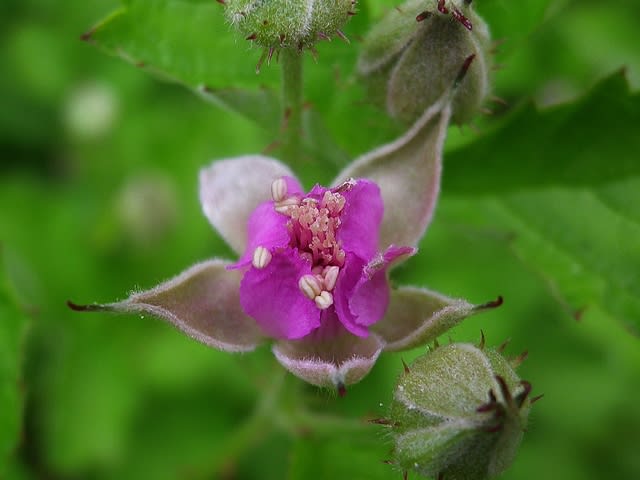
left=383, top=342, right=535, bottom=480
left=358, top=0, right=492, bottom=125
left=223, top=0, right=356, bottom=50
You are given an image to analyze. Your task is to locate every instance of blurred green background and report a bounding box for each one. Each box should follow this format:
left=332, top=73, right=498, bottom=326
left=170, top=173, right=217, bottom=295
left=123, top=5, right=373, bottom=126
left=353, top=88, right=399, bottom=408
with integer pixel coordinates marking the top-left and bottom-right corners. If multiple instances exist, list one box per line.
left=1, top=0, right=639, bottom=479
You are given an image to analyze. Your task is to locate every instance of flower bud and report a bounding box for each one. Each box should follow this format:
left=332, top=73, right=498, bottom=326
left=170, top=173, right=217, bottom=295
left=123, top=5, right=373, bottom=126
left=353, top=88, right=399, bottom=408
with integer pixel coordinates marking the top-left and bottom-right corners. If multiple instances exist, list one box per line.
left=383, top=342, right=535, bottom=480
left=223, top=0, right=356, bottom=51
left=358, top=0, right=492, bottom=125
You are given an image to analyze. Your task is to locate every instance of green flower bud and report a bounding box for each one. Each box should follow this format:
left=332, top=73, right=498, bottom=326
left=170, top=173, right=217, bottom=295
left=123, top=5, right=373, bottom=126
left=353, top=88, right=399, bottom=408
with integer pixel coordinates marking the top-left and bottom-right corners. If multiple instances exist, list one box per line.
left=358, top=0, right=492, bottom=125
left=223, top=0, right=356, bottom=51
left=383, top=342, right=536, bottom=480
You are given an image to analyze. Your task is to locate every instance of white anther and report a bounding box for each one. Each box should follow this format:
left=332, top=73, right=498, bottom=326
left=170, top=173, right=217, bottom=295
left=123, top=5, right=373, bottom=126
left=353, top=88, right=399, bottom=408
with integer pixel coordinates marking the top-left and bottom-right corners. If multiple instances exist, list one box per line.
left=322, top=266, right=340, bottom=291
left=299, top=274, right=322, bottom=300
left=251, top=246, right=272, bottom=269
left=314, top=291, right=334, bottom=310
left=271, top=177, right=288, bottom=202
left=274, top=196, right=299, bottom=214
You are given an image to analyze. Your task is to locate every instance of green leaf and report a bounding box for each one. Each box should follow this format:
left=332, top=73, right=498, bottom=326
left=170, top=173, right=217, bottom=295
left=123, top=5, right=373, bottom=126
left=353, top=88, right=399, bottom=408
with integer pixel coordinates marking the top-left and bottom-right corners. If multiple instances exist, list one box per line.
left=475, top=0, right=558, bottom=54
left=288, top=429, right=391, bottom=480
left=87, top=0, right=280, bottom=124
left=89, top=0, right=279, bottom=87
left=441, top=72, right=640, bottom=335
left=445, top=72, right=640, bottom=193
left=0, top=250, right=28, bottom=476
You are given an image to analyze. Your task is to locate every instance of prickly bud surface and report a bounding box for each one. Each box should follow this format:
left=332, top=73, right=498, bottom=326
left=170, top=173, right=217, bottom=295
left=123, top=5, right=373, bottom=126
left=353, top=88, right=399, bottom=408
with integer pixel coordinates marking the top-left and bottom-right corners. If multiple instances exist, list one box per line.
left=386, top=343, right=533, bottom=480
left=358, top=0, right=492, bottom=125
left=224, top=0, right=356, bottom=50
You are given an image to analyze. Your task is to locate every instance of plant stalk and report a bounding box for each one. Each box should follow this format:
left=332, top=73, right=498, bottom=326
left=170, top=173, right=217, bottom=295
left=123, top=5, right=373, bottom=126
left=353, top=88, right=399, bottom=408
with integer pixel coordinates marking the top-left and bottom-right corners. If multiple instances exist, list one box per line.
left=280, top=48, right=304, bottom=163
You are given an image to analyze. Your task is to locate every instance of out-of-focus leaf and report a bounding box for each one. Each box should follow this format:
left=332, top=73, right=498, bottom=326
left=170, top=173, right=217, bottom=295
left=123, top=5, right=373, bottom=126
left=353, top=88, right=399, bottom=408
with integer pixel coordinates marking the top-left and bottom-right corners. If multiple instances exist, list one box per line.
left=87, top=0, right=280, bottom=125
left=445, top=72, right=640, bottom=193
left=89, top=0, right=279, bottom=87
left=288, top=428, right=391, bottom=480
left=0, top=250, right=28, bottom=476
left=441, top=73, right=640, bottom=336
left=475, top=0, right=559, bottom=54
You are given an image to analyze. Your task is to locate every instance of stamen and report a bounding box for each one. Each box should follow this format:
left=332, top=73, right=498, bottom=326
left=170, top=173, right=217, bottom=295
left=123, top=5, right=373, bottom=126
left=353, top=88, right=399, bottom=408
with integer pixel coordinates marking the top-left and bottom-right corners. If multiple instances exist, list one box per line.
left=323, top=266, right=340, bottom=291
left=271, top=177, right=288, bottom=202
left=314, top=291, right=334, bottom=310
left=274, top=196, right=300, bottom=214
left=252, top=246, right=272, bottom=269
left=333, top=178, right=356, bottom=193
left=299, top=274, right=322, bottom=300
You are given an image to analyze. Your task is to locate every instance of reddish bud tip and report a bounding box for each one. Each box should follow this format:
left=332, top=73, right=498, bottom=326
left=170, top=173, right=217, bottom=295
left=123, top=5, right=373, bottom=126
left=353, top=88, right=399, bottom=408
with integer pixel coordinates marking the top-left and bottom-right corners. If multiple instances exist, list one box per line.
left=370, top=418, right=399, bottom=427
left=495, top=375, right=514, bottom=406
left=337, top=382, right=347, bottom=397
left=452, top=8, right=473, bottom=31
left=497, top=338, right=510, bottom=354
left=416, top=10, right=431, bottom=22
left=402, top=358, right=411, bottom=374
left=79, top=29, right=94, bottom=42
left=531, top=394, right=545, bottom=404
left=67, top=300, right=101, bottom=312
left=246, top=33, right=257, bottom=40
left=454, top=53, right=476, bottom=88
left=437, top=0, right=449, bottom=14
left=336, top=30, right=350, bottom=44
left=511, top=350, right=529, bottom=368
left=476, top=295, right=503, bottom=311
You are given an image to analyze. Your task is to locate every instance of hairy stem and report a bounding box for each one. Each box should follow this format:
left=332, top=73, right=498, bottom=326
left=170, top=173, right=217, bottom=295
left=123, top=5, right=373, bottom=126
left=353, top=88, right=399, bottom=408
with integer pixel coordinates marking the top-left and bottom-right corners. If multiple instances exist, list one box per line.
left=280, top=48, right=304, bottom=163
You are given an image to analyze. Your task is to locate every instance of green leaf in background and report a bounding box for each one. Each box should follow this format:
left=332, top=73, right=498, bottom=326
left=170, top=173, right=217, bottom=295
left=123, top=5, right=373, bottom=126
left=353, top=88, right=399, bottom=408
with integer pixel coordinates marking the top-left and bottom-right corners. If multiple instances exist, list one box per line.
left=288, top=429, right=391, bottom=480
left=0, top=250, right=29, bottom=476
left=445, top=73, right=640, bottom=192
left=90, top=0, right=280, bottom=87
left=441, top=72, right=640, bottom=335
left=88, top=0, right=280, bottom=124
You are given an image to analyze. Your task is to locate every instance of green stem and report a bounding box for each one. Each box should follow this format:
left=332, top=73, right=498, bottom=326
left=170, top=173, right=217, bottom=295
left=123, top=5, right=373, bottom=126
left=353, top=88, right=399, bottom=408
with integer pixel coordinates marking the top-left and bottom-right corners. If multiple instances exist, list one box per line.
left=208, top=369, right=286, bottom=477
left=280, top=48, right=304, bottom=163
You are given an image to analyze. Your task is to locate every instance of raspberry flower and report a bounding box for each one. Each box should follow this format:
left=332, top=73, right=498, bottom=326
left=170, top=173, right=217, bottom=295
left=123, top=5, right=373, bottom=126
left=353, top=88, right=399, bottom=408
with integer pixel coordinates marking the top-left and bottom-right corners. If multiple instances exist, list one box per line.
left=70, top=100, right=497, bottom=392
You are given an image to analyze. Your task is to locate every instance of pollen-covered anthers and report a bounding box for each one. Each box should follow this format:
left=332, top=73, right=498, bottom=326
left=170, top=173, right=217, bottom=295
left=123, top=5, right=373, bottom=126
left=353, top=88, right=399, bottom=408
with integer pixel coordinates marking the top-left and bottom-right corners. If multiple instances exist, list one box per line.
left=252, top=246, right=272, bottom=269
left=270, top=178, right=300, bottom=214
left=284, top=190, right=346, bottom=268
left=298, top=274, right=335, bottom=310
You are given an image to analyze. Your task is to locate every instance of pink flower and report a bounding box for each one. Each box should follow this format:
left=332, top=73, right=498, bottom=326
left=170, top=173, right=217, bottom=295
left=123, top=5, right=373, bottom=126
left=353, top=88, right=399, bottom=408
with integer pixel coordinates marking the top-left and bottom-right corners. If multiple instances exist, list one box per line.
left=70, top=102, right=498, bottom=392
left=229, top=174, right=414, bottom=340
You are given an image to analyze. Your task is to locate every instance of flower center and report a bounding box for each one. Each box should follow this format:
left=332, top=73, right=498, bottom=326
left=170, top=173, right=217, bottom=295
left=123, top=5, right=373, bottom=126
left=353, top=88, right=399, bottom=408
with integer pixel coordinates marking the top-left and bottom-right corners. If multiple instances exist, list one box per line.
left=265, top=177, right=353, bottom=310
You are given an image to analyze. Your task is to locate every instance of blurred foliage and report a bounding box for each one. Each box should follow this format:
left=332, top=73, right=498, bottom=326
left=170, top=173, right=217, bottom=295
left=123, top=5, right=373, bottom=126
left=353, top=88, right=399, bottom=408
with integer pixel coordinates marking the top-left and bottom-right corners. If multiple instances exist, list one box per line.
left=1, top=0, right=639, bottom=479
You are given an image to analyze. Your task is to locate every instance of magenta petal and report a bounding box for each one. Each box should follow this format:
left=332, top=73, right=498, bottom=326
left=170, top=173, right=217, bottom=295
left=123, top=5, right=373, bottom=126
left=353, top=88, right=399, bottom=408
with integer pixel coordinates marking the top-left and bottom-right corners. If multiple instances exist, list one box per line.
left=350, top=246, right=416, bottom=327
left=199, top=155, right=298, bottom=255
left=272, top=317, right=384, bottom=388
left=337, top=180, right=384, bottom=259
left=333, top=254, right=369, bottom=337
left=239, top=250, right=320, bottom=340
left=72, top=260, right=264, bottom=352
left=231, top=201, right=290, bottom=268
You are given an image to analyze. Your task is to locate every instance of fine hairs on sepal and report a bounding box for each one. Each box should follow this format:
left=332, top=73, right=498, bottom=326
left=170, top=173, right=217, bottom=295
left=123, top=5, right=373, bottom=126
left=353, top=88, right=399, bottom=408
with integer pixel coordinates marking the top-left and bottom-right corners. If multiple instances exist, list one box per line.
left=377, top=338, right=538, bottom=480
left=358, top=0, right=492, bottom=125
left=221, top=0, right=356, bottom=53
